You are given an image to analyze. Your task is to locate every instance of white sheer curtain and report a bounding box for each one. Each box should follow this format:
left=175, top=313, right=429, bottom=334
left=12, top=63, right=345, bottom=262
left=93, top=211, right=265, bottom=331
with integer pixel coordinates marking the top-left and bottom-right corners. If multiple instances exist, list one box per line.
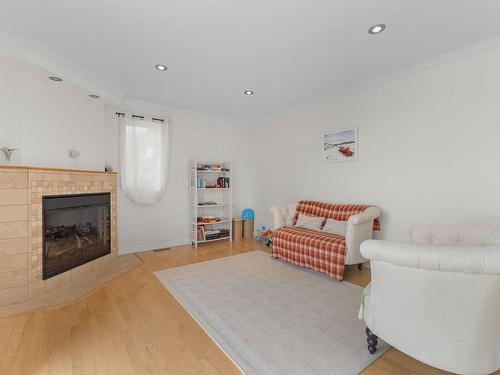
left=119, top=115, right=170, bottom=205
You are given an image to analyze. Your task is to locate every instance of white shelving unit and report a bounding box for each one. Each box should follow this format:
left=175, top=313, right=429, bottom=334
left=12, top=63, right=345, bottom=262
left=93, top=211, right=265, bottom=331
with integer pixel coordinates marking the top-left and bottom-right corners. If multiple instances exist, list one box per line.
left=190, top=160, right=232, bottom=247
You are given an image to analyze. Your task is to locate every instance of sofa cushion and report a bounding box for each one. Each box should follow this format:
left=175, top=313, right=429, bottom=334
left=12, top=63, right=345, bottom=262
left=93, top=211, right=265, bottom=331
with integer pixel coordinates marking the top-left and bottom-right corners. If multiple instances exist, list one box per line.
left=295, top=213, right=324, bottom=230
left=272, top=226, right=347, bottom=280
left=322, top=218, right=348, bottom=236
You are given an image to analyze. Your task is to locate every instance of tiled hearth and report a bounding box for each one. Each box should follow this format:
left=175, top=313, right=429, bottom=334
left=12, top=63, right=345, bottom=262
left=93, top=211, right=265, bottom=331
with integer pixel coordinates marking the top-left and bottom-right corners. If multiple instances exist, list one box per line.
left=0, top=166, right=140, bottom=315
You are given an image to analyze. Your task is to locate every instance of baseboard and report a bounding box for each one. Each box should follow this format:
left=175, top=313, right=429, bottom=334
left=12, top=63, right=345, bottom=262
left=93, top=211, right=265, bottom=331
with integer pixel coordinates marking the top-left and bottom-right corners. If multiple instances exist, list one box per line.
left=118, top=239, right=190, bottom=254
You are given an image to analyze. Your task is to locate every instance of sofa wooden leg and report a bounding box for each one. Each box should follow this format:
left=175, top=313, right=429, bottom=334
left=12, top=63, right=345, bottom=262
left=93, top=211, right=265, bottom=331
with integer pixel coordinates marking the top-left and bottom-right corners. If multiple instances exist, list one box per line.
left=366, top=327, right=378, bottom=354
left=357, top=264, right=363, bottom=271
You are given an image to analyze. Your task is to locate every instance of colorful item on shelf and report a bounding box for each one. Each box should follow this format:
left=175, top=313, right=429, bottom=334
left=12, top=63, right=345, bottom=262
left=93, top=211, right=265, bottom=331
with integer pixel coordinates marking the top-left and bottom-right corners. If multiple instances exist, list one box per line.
left=254, top=226, right=273, bottom=247
left=197, top=225, right=205, bottom=241
left=241, top=208, right=255, bottom=219
left=197, top=216, right=223, bottom=223
left=196, top=163, right=229, bottom=172
left=197, top=176, right=207, bottom=188
left=216, top=177, right=230, bottom=188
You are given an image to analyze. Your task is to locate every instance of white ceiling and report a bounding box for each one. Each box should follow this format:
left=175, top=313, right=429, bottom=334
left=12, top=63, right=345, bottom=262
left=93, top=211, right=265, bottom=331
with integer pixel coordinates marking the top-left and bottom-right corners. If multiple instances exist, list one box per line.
left=2, top=0, right=500, bottom=120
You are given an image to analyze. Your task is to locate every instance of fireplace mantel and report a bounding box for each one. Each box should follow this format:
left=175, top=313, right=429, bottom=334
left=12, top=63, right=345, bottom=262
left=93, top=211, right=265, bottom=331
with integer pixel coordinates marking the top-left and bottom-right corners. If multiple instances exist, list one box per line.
left=0, top=165, right=137, bottom=315
left=0, top=164, right=117, bottom=174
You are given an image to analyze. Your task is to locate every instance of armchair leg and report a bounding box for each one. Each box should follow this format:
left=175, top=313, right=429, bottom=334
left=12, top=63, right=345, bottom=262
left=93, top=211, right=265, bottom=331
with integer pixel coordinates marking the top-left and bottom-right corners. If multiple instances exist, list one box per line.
left=357, top=264, right=363, bottom=271
left=366, top=327, right=378, bottom=354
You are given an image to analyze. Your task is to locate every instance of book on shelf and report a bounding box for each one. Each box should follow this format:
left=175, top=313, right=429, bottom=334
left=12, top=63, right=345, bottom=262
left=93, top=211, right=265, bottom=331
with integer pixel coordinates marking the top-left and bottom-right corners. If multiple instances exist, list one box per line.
left=216, top=177, right=230, bottom=188
left=195, top=176, right=230, bottom=189
left=200, top=228, right=230, bottom=241
left=198, top=201, right=218, bottom=206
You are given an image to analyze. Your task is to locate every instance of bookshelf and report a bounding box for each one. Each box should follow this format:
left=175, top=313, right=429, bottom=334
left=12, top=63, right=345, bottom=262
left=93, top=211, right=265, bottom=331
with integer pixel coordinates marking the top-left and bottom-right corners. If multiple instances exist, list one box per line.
left=189, top=160, right=232, bottom=247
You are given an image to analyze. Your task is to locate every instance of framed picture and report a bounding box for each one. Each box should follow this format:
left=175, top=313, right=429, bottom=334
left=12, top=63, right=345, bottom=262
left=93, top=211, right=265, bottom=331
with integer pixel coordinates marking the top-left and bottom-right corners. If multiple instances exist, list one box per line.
left=323, top=127, right=358, bottom=162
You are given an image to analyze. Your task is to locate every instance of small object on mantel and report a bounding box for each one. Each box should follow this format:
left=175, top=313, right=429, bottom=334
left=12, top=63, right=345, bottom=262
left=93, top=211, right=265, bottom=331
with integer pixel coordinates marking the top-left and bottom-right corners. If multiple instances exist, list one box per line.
left=0, top=146, right=17, bottom=162
left=105, top=165, right=113, bottom=172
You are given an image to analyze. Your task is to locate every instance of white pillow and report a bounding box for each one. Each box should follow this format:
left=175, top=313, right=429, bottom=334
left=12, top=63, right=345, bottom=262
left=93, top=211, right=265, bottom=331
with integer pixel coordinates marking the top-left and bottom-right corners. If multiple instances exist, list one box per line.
left=286, top=209, right=295, bottom=226
left=322, top=218, right=348, bottom=236
left=294, top=213, right=323, bottom=230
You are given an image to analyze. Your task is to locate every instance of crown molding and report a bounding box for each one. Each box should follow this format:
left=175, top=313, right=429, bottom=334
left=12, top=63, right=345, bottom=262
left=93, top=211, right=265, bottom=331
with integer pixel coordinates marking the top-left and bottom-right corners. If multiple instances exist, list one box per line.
left=343, top=34, right=500, bottom=96
left=0, top=31, right=124, bottom=105
left=251, top=35, right=500, bottom=125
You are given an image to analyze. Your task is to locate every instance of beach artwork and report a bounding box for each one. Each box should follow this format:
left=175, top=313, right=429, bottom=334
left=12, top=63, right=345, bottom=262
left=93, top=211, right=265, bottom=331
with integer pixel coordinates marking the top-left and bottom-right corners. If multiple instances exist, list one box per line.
left=323, top=128, right=358, bottom=162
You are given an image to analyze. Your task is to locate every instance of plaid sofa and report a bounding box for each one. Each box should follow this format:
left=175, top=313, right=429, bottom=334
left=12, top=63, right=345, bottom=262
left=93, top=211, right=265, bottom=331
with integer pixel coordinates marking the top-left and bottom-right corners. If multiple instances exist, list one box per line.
left=272, top=200, right=380, bottom=281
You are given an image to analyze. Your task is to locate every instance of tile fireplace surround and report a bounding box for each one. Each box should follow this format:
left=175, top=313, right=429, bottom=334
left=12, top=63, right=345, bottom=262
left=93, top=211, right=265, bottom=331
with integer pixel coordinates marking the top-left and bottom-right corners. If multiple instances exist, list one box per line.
left=0, top=165, right=139, bottom=316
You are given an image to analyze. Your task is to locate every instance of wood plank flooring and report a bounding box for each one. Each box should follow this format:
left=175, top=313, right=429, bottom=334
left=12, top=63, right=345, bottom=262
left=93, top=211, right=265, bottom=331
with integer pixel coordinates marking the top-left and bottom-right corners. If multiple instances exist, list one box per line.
left=0, top=239, right=495, bottom=375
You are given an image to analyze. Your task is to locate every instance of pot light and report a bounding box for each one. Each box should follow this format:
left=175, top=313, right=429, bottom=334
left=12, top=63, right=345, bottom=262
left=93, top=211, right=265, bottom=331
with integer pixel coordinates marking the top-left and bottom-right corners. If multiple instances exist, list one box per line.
left=155, top=64, right=167, bottom=71
left=49, top=76, right=63, bottom=82
left=368, top=24, right=386, bottom=35
left=243, top=90, right=254, bottom=95
left=89, top=94, right=100, bottom=99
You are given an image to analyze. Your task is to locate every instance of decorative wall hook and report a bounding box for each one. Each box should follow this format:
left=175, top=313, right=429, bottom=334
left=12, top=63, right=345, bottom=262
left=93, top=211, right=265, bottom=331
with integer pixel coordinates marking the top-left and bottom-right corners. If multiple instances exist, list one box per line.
left=0, top=147, right=17, bottom=161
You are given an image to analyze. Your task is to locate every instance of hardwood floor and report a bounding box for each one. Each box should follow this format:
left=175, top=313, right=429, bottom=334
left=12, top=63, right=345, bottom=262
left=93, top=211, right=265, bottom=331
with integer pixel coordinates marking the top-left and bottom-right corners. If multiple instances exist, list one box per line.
left=0, top=239, right=495, bottom=375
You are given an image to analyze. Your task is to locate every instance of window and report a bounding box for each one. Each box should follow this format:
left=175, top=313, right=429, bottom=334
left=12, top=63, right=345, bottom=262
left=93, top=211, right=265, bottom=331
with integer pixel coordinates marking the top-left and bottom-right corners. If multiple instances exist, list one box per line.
left=119, top=115, right=170, bottom=204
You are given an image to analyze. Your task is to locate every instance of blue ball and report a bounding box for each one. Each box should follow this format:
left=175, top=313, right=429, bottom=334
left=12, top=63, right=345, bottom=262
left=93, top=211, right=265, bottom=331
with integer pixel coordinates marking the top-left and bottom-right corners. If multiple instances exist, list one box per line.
left=241, top=208, right=255, bottom=219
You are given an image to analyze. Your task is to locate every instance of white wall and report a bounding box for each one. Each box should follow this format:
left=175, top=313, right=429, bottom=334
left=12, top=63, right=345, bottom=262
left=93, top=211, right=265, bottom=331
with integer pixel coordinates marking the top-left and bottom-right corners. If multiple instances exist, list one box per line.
left=0, top=55, right=254, bottom=254
left=0, top=54, right=106, bottom=170
left=250, top=47, right=500, bottom=241
left=4, top=45, right=500, bottom=250
left=105, top=99, right=254, bottom=253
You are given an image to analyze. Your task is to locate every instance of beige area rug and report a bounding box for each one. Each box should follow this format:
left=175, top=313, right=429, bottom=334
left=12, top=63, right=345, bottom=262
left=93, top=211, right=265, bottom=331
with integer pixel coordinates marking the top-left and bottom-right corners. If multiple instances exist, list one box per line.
left=155, top=251, right=388, bottom=375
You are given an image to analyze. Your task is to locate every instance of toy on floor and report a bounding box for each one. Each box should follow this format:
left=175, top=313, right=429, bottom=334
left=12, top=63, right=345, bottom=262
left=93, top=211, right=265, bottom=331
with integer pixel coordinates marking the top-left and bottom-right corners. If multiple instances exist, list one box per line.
left=254, top=226, right=273, bottom=248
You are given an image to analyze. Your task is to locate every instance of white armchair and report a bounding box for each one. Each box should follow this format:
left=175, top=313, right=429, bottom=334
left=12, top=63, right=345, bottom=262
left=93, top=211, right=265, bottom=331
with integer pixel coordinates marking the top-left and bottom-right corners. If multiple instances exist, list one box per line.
left=359, top=225, right=500, bottom=375
left=269, top=203, right=381, bottom=265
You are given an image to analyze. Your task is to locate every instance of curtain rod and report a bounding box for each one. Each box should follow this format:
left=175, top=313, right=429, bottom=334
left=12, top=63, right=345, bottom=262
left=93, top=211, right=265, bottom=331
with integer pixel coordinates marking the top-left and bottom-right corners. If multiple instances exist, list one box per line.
left=116, top=112, right=164, bottom=122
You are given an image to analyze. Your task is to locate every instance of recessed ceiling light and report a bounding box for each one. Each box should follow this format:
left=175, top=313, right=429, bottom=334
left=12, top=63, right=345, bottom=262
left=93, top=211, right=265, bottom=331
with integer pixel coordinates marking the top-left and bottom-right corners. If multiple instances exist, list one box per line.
left=49, top=76, right=63, bottom=82
left=243, top=90, right=254, bottom=95
left=89, top=94, right=100, bottom=99
left=368, top=24, right=386, bottom=35
left=155, top=64, right=167, bottom=71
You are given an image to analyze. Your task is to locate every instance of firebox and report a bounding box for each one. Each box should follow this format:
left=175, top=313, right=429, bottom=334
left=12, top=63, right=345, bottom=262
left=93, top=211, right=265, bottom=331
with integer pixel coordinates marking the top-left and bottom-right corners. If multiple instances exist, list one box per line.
left=42, top=193, right=111, bottom=280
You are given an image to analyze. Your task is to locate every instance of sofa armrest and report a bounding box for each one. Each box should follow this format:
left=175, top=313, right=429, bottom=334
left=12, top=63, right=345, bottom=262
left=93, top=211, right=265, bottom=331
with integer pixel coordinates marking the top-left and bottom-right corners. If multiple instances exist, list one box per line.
left=348, top=207, right=381, bottom=225
left=269, top=206, right=286, bottom=230
left=344, top=207, right=380, bottom=265
left=361, top=240, right=500, bottom=274
left=269, top=203, right=297, bottom=230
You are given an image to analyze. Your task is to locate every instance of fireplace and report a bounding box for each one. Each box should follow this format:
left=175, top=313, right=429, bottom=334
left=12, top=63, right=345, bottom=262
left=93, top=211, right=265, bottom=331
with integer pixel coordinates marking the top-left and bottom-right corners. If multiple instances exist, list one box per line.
left=43, top=193, right=111, bottom=280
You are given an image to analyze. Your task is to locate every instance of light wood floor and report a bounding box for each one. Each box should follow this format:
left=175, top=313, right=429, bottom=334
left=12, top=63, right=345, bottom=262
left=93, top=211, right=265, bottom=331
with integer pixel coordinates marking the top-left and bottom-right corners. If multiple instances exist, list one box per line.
left=0, top=239, right=493, bottom=375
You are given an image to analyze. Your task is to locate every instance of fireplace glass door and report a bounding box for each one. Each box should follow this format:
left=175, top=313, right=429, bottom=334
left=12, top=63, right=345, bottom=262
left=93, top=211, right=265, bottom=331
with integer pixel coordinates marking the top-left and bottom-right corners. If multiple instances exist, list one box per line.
left=43, top=193, right=111, bottom=279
